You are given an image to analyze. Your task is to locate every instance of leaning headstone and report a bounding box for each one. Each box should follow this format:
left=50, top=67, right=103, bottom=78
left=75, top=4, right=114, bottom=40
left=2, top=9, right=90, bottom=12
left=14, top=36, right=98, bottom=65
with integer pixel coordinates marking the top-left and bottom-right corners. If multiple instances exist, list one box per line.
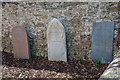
left=11, top=26, right=30, bottom=59
left=47, top=18, right=67, bottom=62
left=91, top=22, right=115, bottom=63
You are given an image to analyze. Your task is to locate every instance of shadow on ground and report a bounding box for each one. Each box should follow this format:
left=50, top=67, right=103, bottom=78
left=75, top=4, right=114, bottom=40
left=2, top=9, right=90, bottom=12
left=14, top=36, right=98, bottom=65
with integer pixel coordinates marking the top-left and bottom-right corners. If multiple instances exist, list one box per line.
left=2, top=51, right=108, bottom=79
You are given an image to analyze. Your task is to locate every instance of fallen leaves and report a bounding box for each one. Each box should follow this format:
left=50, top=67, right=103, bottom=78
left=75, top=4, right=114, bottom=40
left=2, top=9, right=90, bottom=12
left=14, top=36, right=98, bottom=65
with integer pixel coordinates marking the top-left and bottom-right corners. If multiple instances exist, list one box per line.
left=2, top=51, right=108, bottom=79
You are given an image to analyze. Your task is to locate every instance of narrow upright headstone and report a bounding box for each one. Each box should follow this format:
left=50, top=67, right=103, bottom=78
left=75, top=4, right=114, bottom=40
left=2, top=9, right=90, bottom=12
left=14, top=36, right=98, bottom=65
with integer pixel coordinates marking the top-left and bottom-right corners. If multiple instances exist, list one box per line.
left=47, top=18, right=67, bottom=62
left=91, top=22, right=115, bottom=63
left=11, top=26, right=30, bottom=59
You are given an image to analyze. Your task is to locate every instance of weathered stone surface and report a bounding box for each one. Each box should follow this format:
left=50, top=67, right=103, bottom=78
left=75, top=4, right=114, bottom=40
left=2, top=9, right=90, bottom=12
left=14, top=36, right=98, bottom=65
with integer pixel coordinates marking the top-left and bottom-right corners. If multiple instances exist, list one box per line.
left=47, top=18, right=67, bottom=62
left=11, top=26, right=30, bottom=59
left=91, top=22, right=115, bottom=63
left=99, top=52, right=120, bottom=80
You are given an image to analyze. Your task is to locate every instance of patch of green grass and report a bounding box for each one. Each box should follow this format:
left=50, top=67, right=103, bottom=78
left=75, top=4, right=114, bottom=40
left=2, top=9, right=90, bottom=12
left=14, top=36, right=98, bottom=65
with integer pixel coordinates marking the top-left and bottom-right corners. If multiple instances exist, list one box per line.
left=38, top=56, right=45, bottom=60
left=79, top=58, right=83, bottom=61
left=100, top=65, right=104, bottom=67
left=95, top=60, right=100, bottom=66
left=31, top=54, right=36, bottom=58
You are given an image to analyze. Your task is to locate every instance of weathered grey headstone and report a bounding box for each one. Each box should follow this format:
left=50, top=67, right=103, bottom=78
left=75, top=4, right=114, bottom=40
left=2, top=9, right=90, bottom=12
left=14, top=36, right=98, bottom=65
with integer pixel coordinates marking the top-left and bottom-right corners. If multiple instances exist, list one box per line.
left=47, top=18, right=67, bottom=62
left=11, top=26, right=30, bottom=59
left=91, top=22, right=115, bottom=63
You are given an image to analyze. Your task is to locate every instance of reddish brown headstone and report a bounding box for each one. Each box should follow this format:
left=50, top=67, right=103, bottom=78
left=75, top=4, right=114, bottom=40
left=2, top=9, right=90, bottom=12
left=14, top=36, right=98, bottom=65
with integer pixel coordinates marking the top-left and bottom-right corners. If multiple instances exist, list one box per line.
left=11, top=26, right=30, bottom=59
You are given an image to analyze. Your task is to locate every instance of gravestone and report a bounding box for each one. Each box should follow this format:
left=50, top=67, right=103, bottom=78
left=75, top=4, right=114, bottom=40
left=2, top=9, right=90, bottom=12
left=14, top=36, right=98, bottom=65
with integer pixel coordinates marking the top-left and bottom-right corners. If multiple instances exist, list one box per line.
left=11, top=26, right=30, bottom=59
left=91, top=22, right=115, bottom=63
left=47, top=18, right=67, bottom=62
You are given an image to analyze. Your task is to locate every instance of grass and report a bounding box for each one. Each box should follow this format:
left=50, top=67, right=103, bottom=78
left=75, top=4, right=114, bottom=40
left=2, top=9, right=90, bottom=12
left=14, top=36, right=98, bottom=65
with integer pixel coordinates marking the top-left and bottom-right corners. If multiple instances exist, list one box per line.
left=95, top=60, right=100, bottom=66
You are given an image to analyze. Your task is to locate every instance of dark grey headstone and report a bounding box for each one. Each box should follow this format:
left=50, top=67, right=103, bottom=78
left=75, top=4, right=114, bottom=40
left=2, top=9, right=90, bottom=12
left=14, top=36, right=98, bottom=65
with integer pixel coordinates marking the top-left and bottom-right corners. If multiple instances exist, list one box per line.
left=91, top=22, right=115, bottom=63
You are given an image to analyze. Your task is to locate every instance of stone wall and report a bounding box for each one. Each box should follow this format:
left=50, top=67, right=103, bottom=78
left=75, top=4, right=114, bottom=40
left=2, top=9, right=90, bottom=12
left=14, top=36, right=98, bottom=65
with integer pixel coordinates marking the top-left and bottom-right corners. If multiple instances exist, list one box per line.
left=2, top=2, right=120, bottom=60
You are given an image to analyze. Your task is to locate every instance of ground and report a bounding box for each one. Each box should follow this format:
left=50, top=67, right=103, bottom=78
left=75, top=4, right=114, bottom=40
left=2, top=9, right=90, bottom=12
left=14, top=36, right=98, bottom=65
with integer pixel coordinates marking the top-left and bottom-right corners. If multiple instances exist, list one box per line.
left=2, top=51, right=108, bottom=79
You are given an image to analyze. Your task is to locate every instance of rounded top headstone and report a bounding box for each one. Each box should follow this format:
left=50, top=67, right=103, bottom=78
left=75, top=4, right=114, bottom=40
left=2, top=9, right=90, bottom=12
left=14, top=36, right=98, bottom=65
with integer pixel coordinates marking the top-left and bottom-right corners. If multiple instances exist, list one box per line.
left=11, top=26, right=30, bottom=59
